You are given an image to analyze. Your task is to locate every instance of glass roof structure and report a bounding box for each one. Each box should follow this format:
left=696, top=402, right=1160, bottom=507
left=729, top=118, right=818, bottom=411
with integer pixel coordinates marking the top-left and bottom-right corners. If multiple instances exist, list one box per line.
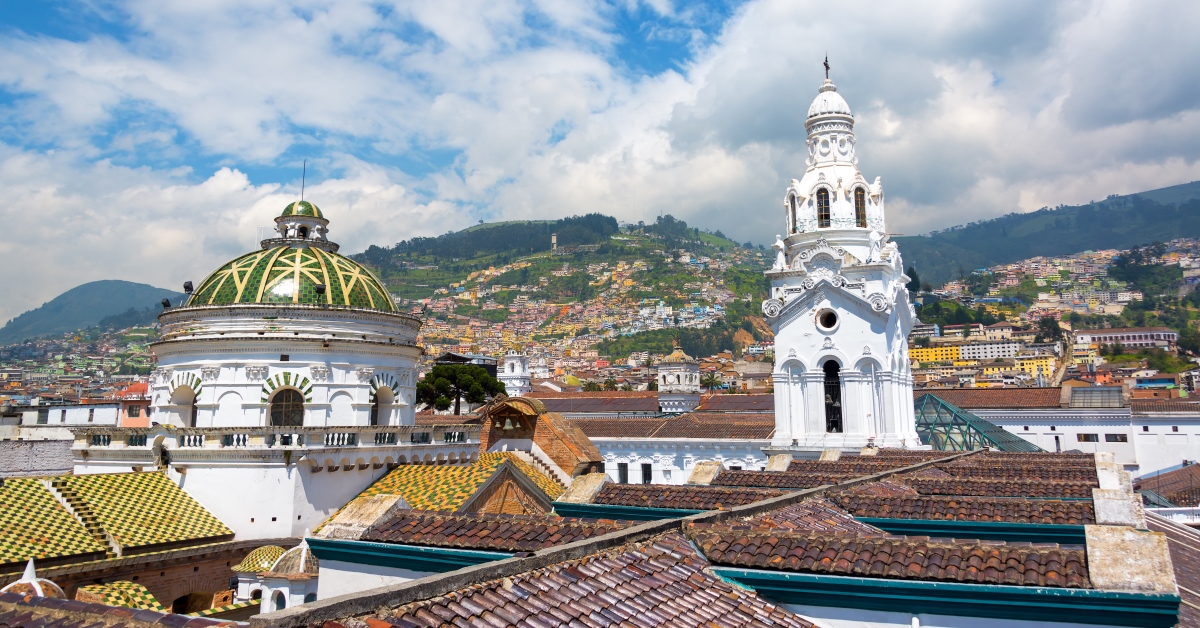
left=914, top=393, right=1043, bottom=453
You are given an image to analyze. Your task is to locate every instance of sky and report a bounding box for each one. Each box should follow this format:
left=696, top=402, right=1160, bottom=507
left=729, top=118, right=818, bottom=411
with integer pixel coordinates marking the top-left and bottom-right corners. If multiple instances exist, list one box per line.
left=2, top=0, right=1200, bottom=324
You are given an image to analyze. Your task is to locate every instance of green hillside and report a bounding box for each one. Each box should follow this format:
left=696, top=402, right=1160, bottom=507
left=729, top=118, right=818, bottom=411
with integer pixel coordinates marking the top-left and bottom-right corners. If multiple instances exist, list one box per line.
left=898, top=180, right=1200, bottom=285
left=0, top=280, right=185, bottom=345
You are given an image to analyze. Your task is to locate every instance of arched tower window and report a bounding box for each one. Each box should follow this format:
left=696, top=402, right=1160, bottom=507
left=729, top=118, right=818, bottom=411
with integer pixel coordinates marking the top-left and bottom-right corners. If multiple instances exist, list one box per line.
left=823, top=361, right=842, bottom=433
left=789, top=195, right=798, bottom=233
left=854, top=188, right=867, bottom=228
left=816, top=189, right=831, bottom=228
left=273, top=591, right=286, bottom=611
left=270, top=389, right=305, bottom=427
left=297, top=226, right=309, bottom=238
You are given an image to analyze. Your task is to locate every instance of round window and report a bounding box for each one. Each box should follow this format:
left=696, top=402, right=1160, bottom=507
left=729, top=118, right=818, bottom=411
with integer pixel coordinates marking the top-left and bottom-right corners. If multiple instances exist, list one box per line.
left=818, top=310, right=838, bottom=330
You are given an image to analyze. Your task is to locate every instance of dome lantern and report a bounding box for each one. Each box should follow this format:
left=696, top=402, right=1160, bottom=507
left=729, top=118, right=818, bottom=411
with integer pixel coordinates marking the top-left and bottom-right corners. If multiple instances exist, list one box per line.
left=268, top=201, right=335, bottom=252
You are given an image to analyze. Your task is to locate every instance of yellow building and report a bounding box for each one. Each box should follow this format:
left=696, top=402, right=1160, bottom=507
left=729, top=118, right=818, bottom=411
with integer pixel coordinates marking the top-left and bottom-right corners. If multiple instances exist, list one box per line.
left=909, top=345, right=961, bottom=363
left=1015, top=354, right=1055, bottom=377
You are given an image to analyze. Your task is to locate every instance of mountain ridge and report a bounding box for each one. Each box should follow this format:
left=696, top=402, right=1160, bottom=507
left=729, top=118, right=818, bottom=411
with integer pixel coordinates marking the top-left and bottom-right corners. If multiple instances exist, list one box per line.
left=0, top=280, right=185, bottom=345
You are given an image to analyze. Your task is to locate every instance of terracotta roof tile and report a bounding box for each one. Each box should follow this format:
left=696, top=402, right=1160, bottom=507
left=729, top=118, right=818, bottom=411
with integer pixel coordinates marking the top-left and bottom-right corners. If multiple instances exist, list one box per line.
left=710, top=470, right=857, bottom=490
left=1146, top=515, right=1200, bottom=627
left=848, top=480, right=919, bottom=497
left=592, top=484, right=786, bottom=510
left=1134, top=465, right=1200, bottom=507
left=694, top=395, right=774, bottom=412
left=570, top=414, right=775, bottom=440
left=369, top=532, right=815, bottom=628
left=918, top=388, right=1063, bottom=409
left=830, top=494, right=1096, bottom=524
left=362, top=511, right=632, bottom=552
left=689, top=526, right=1091, bottom=589
left=900, top=477, right=1096, bottom=499
left=527, top=391, right=659, bottom=399
left=1132, top=400, right=1200, bottom=414
left=537, top=396, right=661, bottom=414
left=740, top=499, right=888, bottom=537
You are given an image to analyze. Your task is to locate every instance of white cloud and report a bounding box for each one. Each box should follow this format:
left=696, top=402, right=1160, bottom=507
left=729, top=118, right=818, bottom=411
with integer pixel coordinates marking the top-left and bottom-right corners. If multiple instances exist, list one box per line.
left=2, top=0, right=1200, bottom=323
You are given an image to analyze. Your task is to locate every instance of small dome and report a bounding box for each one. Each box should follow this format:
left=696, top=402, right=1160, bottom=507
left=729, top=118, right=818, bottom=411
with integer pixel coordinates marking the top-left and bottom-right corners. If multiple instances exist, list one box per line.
left=807, top=79, right=852, bottom=118
left=269, top=541, right=318, bottom=575
left=661, top=346, right=696, bottom=364
left=1, top=560, right=65, bottom=599
left=233, top=545, right=286, bottom=573
left=280, top=200, right=324, bottom=219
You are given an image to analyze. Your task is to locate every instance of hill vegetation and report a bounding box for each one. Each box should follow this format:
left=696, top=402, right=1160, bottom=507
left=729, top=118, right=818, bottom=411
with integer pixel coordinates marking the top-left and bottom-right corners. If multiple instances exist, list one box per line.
left=0, top=280, right=184, bottom=345
left=898, top=181, right=1200, bottom=285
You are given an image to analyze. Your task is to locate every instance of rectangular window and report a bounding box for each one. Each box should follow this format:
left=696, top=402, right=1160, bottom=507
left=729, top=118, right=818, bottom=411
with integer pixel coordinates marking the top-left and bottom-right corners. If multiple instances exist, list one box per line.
left=280, top=355, right=290, bottom=362
left=1143, top=425, right=1150, bottom=432
left=128, top=405, right=141, bottom=418
left=36, top=408, right=48, bottom=424
left=1077, top=434, right=1099, bottom=442
left=816, top=189, right=831, bottom=228
left=617, top=463, right=629, bottom=484
left=88, top=408, right=94, bottom=423
left=1173, top=426, right=1179, bottom=432
left=641, top=463, right=652, bottom=484
left=1105, top=434, right=1128, bottom=442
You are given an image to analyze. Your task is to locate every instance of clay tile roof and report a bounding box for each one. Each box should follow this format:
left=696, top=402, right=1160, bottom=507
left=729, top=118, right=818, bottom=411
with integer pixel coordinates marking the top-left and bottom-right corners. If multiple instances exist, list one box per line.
left=689, top=526, right=1091, bottom=589
left=711, top=470, right=858, bottom=490
left=849, top=480, right=919, bottom=498
left=918, top=387, right=1064, bottom=409
left=741, top=499, right=889, bottom=537
left=1147, top=515, right=1200, bottom=627
left=537, top=395, right=661, bottom=414
left=369, top=532, right=816, bottom=628
left=0, top=592, right=238, bottom=628
left=1132, top=400, right=1200, bottom=414
left=695, top=394, right=775, bottom=412
left=1134, top=464, right=1200, bottom=507
left=570, top=414, right=776, bottom=440
left=900, top=477, right=1096, bottom=499
left=786, top=459, right=926, bottom=475
left=362, top=511, right=632, bottom=552
left=830, top=493, right=1097, bottom=525
left=593, top=484, right=786, bottom=510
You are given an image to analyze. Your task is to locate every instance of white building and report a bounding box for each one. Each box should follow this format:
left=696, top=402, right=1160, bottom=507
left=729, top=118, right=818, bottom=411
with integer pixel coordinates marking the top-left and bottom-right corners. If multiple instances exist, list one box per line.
left=657, top=346, right=701, bottom=413
left=69, top=201, right=482, bottom=540
left=497, top=350, right=531, bottom=397
left=762, top=75, right=921, bottom=452
left=959, top=341, right=1022, bottom=361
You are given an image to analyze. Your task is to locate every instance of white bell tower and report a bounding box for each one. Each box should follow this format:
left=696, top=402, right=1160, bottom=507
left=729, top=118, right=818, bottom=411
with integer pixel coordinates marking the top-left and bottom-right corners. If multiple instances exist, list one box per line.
left=498, top=350, right=531, bottom=397
left=762, top=71, right=922, bottom=451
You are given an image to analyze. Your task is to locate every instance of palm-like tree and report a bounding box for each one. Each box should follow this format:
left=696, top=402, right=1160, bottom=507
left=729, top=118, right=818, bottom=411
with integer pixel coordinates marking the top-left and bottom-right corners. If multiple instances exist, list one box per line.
left=700, top=372, right=723, bottom=392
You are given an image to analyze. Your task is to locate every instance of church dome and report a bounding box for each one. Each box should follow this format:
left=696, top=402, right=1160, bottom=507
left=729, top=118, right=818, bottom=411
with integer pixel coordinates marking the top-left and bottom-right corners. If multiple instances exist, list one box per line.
left=268, top=540, right=318, bottom=575
left=280, top=200, right=324, bottom=219
left=661, top=346, right=696, bottom=364
left=1, top=560, right=65, bottom=598
left=807, top=79, right=852, bottom=118
left=232, top=545, right=286, bottom=573
left=186, top=202, right=395, bottom=312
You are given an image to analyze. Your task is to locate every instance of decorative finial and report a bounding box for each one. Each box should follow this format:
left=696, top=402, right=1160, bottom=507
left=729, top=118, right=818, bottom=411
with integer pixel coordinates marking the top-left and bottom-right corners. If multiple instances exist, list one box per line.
left=22, top=558, right=36, bottom=582
left=824, top=55, right=830, bottom=80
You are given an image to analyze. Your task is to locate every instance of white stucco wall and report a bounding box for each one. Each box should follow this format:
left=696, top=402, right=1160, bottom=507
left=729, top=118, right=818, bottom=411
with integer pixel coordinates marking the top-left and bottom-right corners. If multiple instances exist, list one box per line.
left=593, top=438, right=770, bottom=485
left=785, top=604, right=1123, bottom=628
left=316, top=560, right=434, bottom=599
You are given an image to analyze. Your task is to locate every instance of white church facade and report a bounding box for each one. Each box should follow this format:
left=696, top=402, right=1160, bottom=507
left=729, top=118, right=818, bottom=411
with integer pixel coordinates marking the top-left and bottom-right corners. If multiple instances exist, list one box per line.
left=763, top=76, right=923, bottom=452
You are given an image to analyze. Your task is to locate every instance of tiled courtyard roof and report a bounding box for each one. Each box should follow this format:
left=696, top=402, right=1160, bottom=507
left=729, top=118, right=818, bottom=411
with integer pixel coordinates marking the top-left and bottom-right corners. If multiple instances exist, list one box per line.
left=901, top=477, right=1096, bottom=499
left=689, top=525, right=1090, bottom=589
left=592, top=484, right=786, bottom=510
left=62, top=472, right=232, bottom=550
left=830, top=493, right=1097, bottom=524
left=0, top=478, right=106, bottom=568
left=0, top=591, right=238, bottom=628
left=362, top=511, right=631, bottom=552
left=332, top=453, right=562, bottom=516
left=351, top=532, right=815, bottom=628
left=916, top=387, right=1063, bottom=409
left=76, top=581, right=164, bottom=612
left=740, top=499, right=888, bottom=537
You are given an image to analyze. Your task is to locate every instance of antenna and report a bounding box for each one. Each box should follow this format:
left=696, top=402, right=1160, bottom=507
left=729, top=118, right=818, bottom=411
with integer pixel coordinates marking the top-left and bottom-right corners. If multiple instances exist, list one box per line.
left=301, top=159, right=307, bottom=201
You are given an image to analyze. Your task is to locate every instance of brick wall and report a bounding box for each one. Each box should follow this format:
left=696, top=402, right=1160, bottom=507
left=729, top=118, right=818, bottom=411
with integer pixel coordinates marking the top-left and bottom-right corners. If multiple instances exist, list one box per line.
left=0, top=440, right=72, bottom=477
left=469, top=472, right=546, bottom=516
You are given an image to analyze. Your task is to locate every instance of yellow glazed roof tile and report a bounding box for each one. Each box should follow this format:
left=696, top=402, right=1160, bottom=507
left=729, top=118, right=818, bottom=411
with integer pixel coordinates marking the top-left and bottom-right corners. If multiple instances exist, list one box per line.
left=0, top=478, right=106, bottom=568
left=63, top=472, right=232, bottom=550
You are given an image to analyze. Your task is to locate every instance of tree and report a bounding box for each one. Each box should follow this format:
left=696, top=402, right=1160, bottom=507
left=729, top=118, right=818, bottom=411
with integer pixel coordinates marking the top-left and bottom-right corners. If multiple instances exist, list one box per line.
left=603, top=378, right=618, bottom=391
left=906, top=267, right=921, bottom=294
left=582, top=381, right=603, bottom=391
left=1035, top=317, right=1063, bottom=343
left=701, top=372, right=723, bottom=392
left=647, top=380, right=658, bottom=391
left=416, top=364, right=506, bottom=415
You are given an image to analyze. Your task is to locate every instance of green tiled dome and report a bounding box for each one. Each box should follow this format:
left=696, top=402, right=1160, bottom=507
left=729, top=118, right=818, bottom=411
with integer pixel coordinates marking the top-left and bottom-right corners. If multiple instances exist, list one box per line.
left=187, top=245, right=395, bottom=312
left=280, top=200, right=324, bottom=219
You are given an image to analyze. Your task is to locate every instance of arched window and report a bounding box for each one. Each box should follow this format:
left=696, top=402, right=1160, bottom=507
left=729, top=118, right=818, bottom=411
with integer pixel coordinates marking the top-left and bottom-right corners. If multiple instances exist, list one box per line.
left=297, top=226, right=309, bottom=238
left=789, top=195, right=798, bottom=233
left=303, top=593, right=317, bottom=604
left=854, top=188, right=867, bottom=228
left=816, top=189, right=831, bottom=228
left=270, top=389, right=305, bottom=427
left=823, top=361, right=842, bottom=433
left=273, top=591, right=286, bottom=611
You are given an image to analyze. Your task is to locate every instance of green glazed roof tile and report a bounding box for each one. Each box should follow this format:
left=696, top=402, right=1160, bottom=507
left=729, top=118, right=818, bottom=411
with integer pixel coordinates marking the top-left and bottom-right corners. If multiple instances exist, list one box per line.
left=280, top=200, right=323, bottom=219
left=63, top=472, right=232, bottom=550
left=0, top=478, right=105, bottom=567
left=187, top=245, right=394, bottom=312
left=77, top=581, right=165, bottom=612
